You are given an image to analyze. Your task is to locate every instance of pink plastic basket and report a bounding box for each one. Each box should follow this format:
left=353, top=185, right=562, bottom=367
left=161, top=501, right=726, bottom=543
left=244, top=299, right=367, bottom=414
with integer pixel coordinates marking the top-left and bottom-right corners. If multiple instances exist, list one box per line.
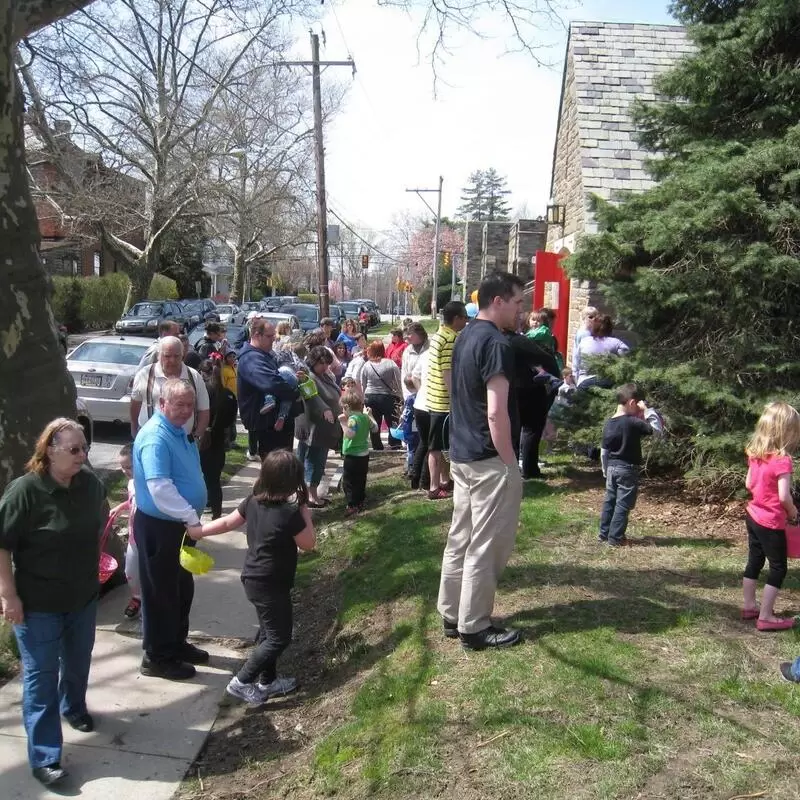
left=787, top=524, right=800, bottom=560
left=99, top=516, right=120, bottom=584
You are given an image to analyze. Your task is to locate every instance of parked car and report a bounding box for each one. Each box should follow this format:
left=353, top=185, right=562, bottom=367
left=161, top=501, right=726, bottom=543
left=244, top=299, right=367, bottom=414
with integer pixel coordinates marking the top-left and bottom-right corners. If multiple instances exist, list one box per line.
left=276, top=295, right=300, bottom=308
left=239, top=301, right=263, bottom=316
left=337, top=301, right=365, bottom=321
left=188, top=323, right=245, bottom=351
left=261, top=297, right=284, bottom=311
left=115, top=301, right=190, bottom=336
left=355, top=298, right=381, bottom=326
left=257, top=312, right=302, bottom=333
left=75, top=396, right=93, bottom=449
left=282, top=304, right=342, bottom=337
left=214, top=303, right=245, bottom=325
left=66, top=336, right=153, bottom=424
left=179, top=299, right=217, bottom=328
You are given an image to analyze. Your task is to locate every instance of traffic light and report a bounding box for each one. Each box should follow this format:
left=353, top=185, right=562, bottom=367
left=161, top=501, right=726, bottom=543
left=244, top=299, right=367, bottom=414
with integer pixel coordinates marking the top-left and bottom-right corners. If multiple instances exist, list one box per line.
left=442, top=250, right=452, bottom=268
left=361, top=254, right=369, bottom=269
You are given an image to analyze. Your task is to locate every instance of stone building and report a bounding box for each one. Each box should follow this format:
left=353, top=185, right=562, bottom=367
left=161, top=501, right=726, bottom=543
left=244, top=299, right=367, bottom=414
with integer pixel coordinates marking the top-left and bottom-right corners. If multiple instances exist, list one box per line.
left=546, top=21, right=694, bottom=355
left=508, top=219, right=547, bottom=283
left=463, top=219, right=545, bottom=289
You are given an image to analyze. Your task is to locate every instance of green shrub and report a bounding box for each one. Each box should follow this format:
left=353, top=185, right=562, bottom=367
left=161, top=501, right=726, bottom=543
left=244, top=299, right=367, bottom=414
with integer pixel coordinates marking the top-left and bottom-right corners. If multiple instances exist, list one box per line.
left=298, top=292, right=317, bottom=305
left=148, top=273, right=178, bottom=300
left=51, top=278, right=85, bottom=332
left=80, top=273, right=129, bottom=328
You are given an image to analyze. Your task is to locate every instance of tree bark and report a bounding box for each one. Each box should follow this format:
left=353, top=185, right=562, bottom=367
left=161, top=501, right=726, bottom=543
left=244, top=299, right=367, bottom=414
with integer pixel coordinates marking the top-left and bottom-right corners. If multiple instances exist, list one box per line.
left=229, top=249, right=246, bottom=303
left=0, top=8, right=77, bottom=493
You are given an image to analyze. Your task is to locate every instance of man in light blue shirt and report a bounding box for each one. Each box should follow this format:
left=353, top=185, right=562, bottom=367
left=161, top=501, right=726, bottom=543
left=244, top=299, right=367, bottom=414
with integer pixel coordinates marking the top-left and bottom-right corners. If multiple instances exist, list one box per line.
left=133, top=379, right=208, bottom=681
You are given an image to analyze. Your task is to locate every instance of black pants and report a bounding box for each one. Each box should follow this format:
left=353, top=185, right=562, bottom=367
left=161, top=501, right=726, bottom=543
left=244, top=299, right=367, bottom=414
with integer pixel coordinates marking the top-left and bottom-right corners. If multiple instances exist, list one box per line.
left=248, top=430, right=258, bottom=456
left=135, top=511, right=194, bottom=662
left=252, top=418, right=295, bottom=459
left=200, top=442, right=226, bottom=518
left=364, top=393, right=399, bottom=449
left=744, top=512, right=788, bottom=588
left=517, top=388, right=553, bottom=479
left=343, top=454, right=369, bottom=508
left=411, top=409, right=432, bottom=490
left=237, top=579, right=293, bottom=685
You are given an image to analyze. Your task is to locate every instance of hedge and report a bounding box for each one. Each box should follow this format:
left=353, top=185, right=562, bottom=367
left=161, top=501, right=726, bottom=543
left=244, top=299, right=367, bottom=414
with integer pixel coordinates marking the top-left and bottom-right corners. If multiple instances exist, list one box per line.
left=51, top=273, right=179, bottom=331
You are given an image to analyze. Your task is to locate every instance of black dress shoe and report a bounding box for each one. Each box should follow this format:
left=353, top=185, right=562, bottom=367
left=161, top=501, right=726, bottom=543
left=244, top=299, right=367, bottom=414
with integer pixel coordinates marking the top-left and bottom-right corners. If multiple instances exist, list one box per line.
left=32, top=764, right=68, bottom=786
left=460, top=626, right=522, bottom=651
left=140, top=657, right=196, bottom=680
left=65, top=712, right=94, bottom=732
left=442, top=618, right=459, bottom=639
left=177, top=642, right=210, bottom=664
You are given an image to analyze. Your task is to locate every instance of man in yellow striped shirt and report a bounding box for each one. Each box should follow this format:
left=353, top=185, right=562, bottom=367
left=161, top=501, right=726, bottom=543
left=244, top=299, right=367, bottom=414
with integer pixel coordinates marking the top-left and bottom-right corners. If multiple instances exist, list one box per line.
left=425, top=301, right=468, bottom=500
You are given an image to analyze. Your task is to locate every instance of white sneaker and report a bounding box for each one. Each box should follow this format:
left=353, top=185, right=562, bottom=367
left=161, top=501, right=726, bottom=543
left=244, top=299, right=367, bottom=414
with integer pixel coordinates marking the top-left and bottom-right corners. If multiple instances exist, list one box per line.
left=226, top=676, right=268, bottom=705
left=256, top=675, right=298, bottom=698
left=246, top=452, right=260, bottom=462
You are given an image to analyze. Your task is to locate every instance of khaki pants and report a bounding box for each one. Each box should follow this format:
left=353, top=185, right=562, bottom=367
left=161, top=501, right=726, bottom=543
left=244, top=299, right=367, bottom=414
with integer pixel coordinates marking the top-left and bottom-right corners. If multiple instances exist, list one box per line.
left=437, top=457, right=523, bottom=634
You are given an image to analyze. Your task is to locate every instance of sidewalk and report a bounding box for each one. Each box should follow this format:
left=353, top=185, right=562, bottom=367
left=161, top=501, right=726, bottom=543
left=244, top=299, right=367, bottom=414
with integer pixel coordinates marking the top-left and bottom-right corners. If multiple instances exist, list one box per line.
left=0, top=450, right=340, bottom=800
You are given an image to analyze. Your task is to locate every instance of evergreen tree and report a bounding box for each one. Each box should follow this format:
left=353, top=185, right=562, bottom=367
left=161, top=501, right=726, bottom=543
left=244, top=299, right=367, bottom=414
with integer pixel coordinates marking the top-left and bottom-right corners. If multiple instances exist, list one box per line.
left=457, top=168, right=512, bottom=221
left=567, top=0, right=800, bottom=492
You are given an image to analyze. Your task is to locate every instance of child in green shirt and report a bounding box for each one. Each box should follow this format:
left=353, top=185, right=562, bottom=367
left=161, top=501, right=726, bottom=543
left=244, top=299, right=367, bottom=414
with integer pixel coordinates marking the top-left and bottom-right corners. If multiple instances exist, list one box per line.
left=338, top=389, right=378, bottom=515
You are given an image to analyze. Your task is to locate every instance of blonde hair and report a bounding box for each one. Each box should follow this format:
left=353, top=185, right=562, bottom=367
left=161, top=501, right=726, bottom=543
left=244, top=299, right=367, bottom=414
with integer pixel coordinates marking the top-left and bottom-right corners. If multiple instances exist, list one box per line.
left=25, top=417, right=85, bottom=475
left=746, top=402, right=800, bottom=459
left=582, top=306, right=598, bottom=321
left=341, top=389, right=364, bottom=413
left=276, top=321, right=292, bottom=336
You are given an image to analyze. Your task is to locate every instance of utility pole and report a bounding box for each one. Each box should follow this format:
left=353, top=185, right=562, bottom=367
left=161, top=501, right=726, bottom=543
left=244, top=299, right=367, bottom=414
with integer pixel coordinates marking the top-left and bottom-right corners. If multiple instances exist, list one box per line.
left=406, top=176, right=443, bottom=319
left=281, top=33, right=355, bottom=318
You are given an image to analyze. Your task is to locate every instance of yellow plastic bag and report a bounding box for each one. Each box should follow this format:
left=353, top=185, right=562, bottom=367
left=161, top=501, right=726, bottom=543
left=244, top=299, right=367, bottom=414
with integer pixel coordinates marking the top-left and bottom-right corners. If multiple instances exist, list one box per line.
left=179, top=533, right=215, bottom=575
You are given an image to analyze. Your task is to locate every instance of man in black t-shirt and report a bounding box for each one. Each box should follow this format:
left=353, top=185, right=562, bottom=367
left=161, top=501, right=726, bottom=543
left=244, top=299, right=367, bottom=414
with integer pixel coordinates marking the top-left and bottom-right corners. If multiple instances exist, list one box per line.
left=437, top=271, right=525, bottom=651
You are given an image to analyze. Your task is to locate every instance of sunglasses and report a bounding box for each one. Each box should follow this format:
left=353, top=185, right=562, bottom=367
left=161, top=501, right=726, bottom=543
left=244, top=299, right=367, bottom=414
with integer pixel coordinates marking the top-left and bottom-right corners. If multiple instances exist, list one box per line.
left=52, top=444, right=89, bottom=455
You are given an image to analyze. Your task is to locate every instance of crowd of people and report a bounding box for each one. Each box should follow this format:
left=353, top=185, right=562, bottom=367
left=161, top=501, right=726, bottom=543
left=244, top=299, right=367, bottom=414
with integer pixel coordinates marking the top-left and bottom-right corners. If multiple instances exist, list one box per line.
left=4, top=272, right=800, bottom=788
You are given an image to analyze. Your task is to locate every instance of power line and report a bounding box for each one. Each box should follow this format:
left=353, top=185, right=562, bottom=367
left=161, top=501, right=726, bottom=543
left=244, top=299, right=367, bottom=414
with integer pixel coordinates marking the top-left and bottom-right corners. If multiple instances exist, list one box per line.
left=328, top=208, right=404, bottom=264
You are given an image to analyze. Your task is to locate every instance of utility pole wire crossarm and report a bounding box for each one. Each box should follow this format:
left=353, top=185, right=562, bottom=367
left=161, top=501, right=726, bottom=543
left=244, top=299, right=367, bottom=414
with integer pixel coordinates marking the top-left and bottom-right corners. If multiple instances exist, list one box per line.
left=406, top=176, right=443, bottom=320
left=275, top=33, right=355, bottom=318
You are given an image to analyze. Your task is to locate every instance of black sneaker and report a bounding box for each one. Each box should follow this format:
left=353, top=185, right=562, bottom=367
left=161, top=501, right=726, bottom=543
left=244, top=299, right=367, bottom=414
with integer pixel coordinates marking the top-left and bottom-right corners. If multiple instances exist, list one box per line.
left=442, top=618, right=459, bottom=639
left=65, top=712, right=94, bottom=732
left=140, top=657, right=196, bottom=680
left=780, top=662, right=800, bottom=683
left=177, top=642, right=210, bottom=664
left=32, top=764, right=68, bottom=786
left=460, top=626, right=522, bottom=651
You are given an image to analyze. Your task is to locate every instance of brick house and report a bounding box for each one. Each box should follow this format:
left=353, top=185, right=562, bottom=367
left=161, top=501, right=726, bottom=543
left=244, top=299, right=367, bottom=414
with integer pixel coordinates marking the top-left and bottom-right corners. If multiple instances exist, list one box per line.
left=546, top=22, right=694, bottom=357
left=26, top=123, right=146, bottom=277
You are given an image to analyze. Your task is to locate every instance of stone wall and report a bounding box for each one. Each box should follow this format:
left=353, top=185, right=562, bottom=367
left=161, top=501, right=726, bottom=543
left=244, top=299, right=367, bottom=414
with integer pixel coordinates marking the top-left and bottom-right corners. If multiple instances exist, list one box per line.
left=481, top=222, right=512, bottom=277
left=463, top=220, right=484, bottom=291
left=508, top=219, right=546, bottom=283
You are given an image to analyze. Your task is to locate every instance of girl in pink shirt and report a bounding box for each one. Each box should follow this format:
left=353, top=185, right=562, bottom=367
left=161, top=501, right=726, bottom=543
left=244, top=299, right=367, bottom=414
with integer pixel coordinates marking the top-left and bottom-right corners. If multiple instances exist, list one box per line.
left=742, top=402, right=800, bottom=631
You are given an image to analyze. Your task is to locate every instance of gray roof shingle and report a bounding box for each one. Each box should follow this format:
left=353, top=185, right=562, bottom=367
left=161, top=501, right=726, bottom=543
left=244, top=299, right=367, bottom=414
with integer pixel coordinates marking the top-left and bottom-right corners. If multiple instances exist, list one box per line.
left=563, top=21, right=695, bottom=201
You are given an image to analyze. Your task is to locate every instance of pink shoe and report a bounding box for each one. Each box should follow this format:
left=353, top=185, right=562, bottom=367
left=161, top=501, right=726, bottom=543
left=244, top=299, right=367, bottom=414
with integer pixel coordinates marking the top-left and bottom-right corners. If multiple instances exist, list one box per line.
left=756, top=617, right=795, bottom=631
left=740, top=608, right=759, bottom=621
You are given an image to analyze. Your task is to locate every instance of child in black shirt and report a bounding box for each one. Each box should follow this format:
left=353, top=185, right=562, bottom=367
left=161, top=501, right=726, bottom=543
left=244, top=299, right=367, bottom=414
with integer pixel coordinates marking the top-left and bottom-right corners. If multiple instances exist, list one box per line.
left=188, top=450, right=316, bottom=704
left=599, top=383, right=663, bottom=546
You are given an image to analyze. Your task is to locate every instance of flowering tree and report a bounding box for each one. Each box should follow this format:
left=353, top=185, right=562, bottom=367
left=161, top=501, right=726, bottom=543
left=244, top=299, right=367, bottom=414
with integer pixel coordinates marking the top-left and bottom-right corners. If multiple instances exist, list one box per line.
left=402, top=224, right=464, bottom=288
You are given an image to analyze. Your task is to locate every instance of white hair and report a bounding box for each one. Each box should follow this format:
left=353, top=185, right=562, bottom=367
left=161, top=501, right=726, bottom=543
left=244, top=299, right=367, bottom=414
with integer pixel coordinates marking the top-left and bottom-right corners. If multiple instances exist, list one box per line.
left=581, top=306, right=598, bottom=321
left=160, top=378, right=195, bottom=402
left=159, top=336, right=183, bottom=353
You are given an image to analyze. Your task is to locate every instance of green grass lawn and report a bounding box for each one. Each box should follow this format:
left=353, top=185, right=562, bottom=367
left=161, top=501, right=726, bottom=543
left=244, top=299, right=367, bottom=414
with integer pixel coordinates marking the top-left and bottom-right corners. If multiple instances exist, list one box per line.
left=370, top=318, right=439, bottom=337
left=219, top=457, right=800, bottom=800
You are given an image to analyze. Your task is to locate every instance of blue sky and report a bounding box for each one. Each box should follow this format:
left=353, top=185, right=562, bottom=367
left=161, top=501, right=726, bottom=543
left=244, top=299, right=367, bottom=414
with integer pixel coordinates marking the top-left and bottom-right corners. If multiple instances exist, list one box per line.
left=304, top=0, right=676, bottom=236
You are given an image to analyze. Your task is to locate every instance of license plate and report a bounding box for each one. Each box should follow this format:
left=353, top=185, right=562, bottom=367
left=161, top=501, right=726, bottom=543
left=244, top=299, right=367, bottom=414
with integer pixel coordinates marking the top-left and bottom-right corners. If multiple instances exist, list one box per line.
left=80, top=374, right=103, bottom=387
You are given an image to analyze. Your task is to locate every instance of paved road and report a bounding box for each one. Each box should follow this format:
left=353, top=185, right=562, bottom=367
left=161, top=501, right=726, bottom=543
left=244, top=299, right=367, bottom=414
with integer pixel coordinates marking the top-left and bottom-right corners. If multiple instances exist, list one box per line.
left=89, top=422, right=132, bottom=478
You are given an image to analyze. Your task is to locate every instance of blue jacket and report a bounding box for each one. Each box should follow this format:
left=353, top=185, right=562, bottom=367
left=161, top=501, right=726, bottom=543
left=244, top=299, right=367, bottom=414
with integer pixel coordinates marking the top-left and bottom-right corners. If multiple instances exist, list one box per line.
left=236, top=343, right=299, bottom=431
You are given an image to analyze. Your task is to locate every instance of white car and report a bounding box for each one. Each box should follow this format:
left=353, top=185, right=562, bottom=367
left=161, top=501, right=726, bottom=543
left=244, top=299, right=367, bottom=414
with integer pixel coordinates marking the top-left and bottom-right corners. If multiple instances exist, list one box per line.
left=66, top=336, right=153, bottom=424
left=257, top=312, right=302, bottom=332
left=215, top=304, right=245, bottom=325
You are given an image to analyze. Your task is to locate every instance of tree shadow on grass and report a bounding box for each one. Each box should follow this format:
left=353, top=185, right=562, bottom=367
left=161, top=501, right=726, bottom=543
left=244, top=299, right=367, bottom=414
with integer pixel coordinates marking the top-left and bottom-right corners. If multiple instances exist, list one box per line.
left=634, top=535, right=735, bottom=549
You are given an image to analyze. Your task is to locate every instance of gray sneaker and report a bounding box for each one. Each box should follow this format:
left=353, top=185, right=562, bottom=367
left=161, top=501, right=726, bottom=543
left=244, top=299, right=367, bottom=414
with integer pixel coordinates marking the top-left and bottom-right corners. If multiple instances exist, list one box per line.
left=256, top=675, right=298, bottom=698
left=226, top=676, right=268, bottom=705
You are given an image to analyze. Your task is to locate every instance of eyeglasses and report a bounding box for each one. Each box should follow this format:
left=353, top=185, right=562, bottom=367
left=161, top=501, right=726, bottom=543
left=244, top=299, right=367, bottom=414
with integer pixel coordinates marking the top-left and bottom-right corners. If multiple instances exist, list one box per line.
left=51, top=444, right=89, bottom=455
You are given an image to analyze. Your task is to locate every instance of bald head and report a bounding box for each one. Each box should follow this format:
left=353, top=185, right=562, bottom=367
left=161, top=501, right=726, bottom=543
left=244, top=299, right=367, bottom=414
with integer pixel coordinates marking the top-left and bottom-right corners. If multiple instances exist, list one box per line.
left=159, top=336, right=184, bottom=377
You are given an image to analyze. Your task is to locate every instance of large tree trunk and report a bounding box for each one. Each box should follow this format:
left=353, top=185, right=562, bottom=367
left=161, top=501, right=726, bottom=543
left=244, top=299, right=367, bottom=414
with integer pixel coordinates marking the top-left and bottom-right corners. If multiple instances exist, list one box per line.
left=229, top=250, right=246, bottom=303
left=0, top=19, right=76, bottom=493
left=124, top=258, right=153, bottom=310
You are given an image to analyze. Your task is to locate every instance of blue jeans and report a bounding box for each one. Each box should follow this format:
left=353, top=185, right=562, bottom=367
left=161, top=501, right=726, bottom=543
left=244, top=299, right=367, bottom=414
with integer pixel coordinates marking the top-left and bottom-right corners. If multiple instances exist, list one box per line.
left=304, top=444, right=329, bottom=487
left=406, top=431, right=420, bottom=472
left=14, top=599, right=97, bottom=768
left=599, top=463, right=640, bottom=543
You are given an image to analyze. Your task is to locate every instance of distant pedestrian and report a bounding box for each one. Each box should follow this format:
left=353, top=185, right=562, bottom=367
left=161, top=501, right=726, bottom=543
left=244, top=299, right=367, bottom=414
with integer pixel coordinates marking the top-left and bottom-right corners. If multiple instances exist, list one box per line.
left=437, top=272, right=525, bottom=651
left=194, top=322, right=226, bottom=360
left=0, top=418, right=106, bottom=787
left=576, top=314, right=629, bottom=388
left=360, top=340, right=403, bottom=451
left=571, top=305, right=597, bottom=378
left=109, top=444, right=141, bottom=620
left=385, top=328, right=408, bottom=368
left=187, top=450, right=316, bottom=704
left=336, top=318, right=359, bottom=352
left=741, top=402, right=800, bottom=632
left=598, top=383, right=663, bottom=547
left=144, top=319, right=181, bottom=365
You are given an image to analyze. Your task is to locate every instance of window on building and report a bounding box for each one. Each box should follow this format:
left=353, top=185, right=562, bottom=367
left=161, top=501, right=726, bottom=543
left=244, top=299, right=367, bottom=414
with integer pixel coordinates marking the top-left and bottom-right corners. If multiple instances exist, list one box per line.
left=93, top=252, right=101, bottom=276
left=72, top=260, right=79, bottom=277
